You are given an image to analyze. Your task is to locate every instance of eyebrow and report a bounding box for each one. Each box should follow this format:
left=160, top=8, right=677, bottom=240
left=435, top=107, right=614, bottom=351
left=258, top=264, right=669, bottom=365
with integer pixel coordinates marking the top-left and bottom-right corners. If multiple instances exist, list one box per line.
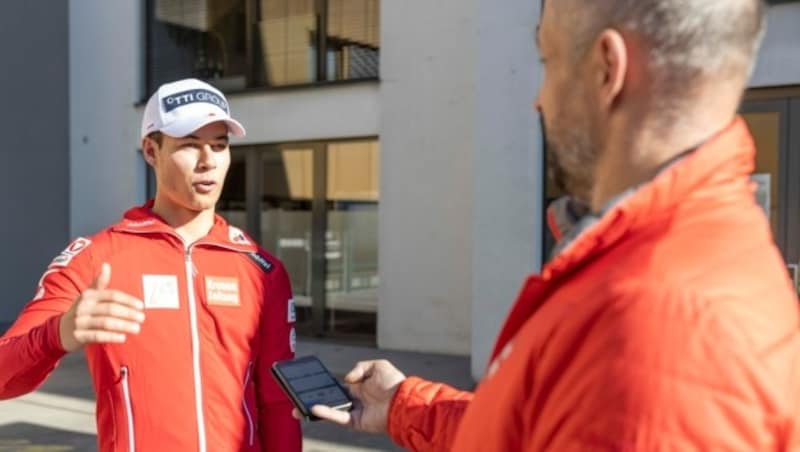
left=185, top=134, right=229, bottom=142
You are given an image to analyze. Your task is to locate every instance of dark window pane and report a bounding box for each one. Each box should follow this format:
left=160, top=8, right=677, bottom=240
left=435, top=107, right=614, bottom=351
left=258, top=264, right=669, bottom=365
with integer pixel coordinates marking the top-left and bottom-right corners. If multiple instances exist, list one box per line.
left=148, top=0, right=248, bottom=91
left=325, top=0, right=380, bottom=81
left=146, top=0, right=380, bottom=91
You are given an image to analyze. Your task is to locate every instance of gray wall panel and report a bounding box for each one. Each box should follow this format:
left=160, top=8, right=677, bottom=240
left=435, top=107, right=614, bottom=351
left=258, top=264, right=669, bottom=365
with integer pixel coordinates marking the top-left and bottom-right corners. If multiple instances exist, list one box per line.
left=0, top=1, right=70, bottom=325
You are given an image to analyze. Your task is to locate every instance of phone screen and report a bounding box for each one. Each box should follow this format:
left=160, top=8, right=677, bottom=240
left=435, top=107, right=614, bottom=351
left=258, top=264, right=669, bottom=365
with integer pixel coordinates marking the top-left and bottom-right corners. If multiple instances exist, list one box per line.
left=272, top=356, right=352, bottom=418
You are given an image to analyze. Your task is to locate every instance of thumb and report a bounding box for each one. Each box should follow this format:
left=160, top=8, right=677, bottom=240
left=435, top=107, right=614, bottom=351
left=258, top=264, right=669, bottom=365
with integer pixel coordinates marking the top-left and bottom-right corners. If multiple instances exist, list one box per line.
left=344, top=361, right=374, bottom=384
left=92, top=263, right=111, bottom=290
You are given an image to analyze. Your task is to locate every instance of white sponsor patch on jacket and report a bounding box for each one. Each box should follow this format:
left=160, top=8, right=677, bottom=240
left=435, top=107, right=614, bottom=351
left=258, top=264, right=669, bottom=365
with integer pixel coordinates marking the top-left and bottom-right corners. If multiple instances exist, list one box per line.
left=142, top=274, right=180, bottom=309
left=486, top=342, right=514, bottom=379
left=290, top=327, right=296, bottom=353
left=205, top=276, right=240, bottom=306
left=32, top=269, right=59, bottom=301
left=287, top=298, right=296, bottom=323
left=49, top=237, right=91, bottom=268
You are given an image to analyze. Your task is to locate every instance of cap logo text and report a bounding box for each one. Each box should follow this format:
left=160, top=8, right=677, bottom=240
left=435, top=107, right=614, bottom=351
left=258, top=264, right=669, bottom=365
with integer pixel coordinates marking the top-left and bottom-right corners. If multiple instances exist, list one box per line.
left=162, top=89, right=229, bottom=114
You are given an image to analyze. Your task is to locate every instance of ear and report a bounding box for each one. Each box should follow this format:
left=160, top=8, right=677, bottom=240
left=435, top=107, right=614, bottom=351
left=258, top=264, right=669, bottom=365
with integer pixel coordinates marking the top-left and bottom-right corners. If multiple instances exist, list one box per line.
left=141, top=138, right=157, bottom=168
left=594, top=29, right=628, bottom=110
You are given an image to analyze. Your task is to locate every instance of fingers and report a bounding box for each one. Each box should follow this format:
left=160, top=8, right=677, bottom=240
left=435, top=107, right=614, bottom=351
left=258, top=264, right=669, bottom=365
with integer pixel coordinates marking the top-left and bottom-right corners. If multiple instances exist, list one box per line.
left=75, top=315, right=142, bottom=334
left=310, top=405, right=353, bottom=426
left=292, top=406, right=354, bottom=427
left=344, top=360, right=378, bottom=384
left=92, top=262, right=112, bottom=290
left=79, top=289, right=145, bottom=312
left=70, top=263, right=145, bottom=347
left=73, top=330, right=128, bottom=344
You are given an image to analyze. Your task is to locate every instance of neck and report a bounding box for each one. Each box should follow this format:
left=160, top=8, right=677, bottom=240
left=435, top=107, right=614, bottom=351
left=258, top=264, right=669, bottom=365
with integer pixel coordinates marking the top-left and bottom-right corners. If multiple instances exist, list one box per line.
left=590, top=84, right=742, bottom=211
left=151, top=197, right=216, bottom=245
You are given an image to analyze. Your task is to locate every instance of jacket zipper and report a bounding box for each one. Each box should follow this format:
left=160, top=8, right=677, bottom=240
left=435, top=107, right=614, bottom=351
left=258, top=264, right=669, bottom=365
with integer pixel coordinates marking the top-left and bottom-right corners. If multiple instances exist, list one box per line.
left=185, top=247, right=208, bottom=452
left=242, top=361, right=255, bottom=446
left=120, top=366, right=135, bottom=452
left=114, top=228, right=250, bottom=452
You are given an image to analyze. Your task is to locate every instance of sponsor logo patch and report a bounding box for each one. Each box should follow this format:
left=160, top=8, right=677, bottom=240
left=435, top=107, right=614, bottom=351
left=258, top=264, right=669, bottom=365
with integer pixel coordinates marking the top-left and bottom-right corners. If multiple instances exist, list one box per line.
left=142, top=274, right=180, bottom=309
left=162, top=88, right=229, bottom=114
left=32, top=269, right=59, bottom=301
left=229, top=226, right=251, bottom=245
left=49, top=238, right=92, bottom=268
left=486, top=342, right=514, bottom=379
left=205, top=276, right=240, bottom=306
left=287, top=298, right=296, bottom=323
left=247, top=252, right=273, bottom=273
left=289, top=327, right=296, bottom=353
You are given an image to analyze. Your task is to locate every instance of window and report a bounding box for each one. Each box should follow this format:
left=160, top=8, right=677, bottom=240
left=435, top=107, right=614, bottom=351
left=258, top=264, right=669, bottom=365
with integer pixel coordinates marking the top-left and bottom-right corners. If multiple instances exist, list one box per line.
left=218, top=138, right=380, bottom=341
left=146, top=0, right=380, bottom=93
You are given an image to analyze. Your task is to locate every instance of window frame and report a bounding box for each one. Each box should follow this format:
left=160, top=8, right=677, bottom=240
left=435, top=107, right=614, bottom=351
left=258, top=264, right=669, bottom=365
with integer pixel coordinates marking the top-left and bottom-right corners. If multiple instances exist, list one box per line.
left=223, top=136, right=380, bottom=341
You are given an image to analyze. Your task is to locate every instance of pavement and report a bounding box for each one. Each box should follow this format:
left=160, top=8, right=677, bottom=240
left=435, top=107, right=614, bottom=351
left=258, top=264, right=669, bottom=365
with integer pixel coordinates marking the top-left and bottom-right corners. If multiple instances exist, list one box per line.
left=0, top=338, right=474, bottom=451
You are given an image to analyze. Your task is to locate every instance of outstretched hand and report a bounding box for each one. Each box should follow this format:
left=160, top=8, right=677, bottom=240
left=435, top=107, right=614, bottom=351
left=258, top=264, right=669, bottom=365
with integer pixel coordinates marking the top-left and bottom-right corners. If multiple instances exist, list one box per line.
left=58, top=263, right=145, bottom=352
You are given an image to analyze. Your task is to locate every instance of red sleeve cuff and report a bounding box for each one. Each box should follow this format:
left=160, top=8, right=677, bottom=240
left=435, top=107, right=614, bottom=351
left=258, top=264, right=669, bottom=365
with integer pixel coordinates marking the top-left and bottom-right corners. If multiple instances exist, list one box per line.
left=387, top=376, right=426, bottom=445
left=45, top=314, right=68, bottom=356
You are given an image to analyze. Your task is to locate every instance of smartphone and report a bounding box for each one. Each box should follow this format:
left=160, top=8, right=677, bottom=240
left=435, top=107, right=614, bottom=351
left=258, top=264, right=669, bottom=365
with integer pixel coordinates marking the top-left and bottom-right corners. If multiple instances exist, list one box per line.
left=271, top=355, right=353, bottom=421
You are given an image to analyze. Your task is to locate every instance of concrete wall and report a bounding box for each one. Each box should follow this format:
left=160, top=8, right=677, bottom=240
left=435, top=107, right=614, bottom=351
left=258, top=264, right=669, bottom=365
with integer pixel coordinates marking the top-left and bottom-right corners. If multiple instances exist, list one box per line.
left=378, top=0, right=543, bottom=365
left=471, top=0, right=542, bottom=378
left=0, top=2, right=70, bottom=325
left=750, top=2, right=800, bottom=88
left=378, top=0, right=477, bottom=355
left=69, top=0, right=146, bottom=238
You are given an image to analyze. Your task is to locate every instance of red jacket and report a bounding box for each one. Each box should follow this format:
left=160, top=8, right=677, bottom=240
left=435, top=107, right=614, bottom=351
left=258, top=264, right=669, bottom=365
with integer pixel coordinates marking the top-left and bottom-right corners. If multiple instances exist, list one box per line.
left=0, top=204, right=301, bottom=452
left=387, top=118, right=800, bottom=451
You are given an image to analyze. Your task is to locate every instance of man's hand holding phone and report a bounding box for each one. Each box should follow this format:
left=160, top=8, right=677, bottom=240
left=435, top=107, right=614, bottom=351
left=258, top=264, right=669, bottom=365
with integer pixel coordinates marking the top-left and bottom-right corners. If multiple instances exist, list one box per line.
left=298, top=359, right=407, bottom=434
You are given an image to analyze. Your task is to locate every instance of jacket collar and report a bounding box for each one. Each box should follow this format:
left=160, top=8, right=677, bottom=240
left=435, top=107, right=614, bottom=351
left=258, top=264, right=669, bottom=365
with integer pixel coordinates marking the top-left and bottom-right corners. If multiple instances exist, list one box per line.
left=490, top=116, right=756, bottom=361
left=112, top=200, right=258, bottom=253
left=545, top=116, right=755, bottom=277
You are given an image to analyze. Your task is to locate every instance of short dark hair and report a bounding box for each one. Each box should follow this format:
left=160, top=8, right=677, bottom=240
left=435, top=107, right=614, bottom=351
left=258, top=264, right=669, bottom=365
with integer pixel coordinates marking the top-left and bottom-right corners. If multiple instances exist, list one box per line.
left=147, top=131, right=164, bottom=146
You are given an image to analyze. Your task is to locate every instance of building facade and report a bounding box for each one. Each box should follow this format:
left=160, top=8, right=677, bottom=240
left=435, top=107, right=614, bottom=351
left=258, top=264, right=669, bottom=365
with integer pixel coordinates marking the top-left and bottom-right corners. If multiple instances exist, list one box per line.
left=1, top=0, right=798, bottom=380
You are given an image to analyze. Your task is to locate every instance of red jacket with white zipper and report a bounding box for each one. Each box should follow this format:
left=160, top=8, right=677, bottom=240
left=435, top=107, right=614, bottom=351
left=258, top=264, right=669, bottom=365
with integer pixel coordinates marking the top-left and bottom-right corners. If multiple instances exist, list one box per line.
left=0, top=203, right=302, bottom=452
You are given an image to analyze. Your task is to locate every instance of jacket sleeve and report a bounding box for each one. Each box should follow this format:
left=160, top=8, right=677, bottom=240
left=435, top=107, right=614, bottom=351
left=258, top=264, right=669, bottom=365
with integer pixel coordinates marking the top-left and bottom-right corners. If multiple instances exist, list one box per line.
left=0, top=238, right=94, bottom=399
left=387, top=376, right=474, bottom=451
left=253, top=261, right=301, bottom=451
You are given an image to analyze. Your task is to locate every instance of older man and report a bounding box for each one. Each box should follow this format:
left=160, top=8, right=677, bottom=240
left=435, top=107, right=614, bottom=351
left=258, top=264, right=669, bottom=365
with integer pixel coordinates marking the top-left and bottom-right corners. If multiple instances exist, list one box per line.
left=311, top=1, right=800, bottom=450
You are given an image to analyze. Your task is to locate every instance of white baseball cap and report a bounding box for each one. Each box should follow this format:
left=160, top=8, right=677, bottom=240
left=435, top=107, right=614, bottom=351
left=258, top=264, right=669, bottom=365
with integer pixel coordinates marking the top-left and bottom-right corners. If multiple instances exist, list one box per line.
left=140, top=78, right=246, bottom=140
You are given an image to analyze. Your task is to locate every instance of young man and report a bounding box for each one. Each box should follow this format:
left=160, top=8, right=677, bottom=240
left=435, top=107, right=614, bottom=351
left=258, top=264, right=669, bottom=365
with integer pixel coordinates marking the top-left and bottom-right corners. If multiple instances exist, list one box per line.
left=0, top=78, right=301, bottom=451
left=311, top=1, right=800, bottom=451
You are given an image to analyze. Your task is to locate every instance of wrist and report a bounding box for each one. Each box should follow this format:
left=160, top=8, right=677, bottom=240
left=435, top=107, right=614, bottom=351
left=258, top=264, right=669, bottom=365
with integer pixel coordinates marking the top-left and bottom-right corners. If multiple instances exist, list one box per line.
left=57, top=312, right=78, bottom=353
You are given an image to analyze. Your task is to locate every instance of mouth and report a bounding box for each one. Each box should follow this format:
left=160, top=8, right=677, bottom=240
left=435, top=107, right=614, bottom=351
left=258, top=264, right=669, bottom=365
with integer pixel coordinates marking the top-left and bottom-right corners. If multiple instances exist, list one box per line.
left=193, top=180, right=217, bottom=194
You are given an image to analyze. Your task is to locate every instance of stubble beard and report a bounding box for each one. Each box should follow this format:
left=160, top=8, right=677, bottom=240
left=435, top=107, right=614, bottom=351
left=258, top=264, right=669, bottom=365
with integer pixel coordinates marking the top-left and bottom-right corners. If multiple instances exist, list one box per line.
left=543, top=106, right=597, bottom=206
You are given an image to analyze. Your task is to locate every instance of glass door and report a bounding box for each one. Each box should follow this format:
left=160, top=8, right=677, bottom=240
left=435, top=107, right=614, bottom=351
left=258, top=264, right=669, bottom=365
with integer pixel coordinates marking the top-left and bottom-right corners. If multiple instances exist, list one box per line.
left=260, top=147, right=316, bottom=331
left=218, top=139, right=380, bottom=340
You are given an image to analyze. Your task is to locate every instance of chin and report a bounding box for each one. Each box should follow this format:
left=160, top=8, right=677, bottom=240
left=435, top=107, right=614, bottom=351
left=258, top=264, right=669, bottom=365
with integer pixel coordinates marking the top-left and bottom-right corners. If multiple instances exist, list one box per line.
left=187, top=198, right=218, bottom=212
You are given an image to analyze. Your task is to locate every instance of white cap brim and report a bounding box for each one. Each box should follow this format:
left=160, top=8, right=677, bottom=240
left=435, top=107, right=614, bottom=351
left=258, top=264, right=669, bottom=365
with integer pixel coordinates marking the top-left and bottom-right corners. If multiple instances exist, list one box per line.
left=160, top=116, right=246, bottom=139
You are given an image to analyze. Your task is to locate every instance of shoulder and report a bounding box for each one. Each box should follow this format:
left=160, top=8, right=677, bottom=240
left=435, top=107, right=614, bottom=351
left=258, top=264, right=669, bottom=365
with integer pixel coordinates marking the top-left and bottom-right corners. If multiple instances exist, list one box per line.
left=244, top=246, right=288, bottom=279
left=581, top=278, right=793, bottom=373
left=46, top=225, right=118, bottom=272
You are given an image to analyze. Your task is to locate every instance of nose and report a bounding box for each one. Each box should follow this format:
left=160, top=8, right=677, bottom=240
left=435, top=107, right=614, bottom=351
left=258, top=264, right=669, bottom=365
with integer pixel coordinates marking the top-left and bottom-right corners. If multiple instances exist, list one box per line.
left=533, top=93, right=543, bottom=113
left=197, top=144, right=217, bottom=171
